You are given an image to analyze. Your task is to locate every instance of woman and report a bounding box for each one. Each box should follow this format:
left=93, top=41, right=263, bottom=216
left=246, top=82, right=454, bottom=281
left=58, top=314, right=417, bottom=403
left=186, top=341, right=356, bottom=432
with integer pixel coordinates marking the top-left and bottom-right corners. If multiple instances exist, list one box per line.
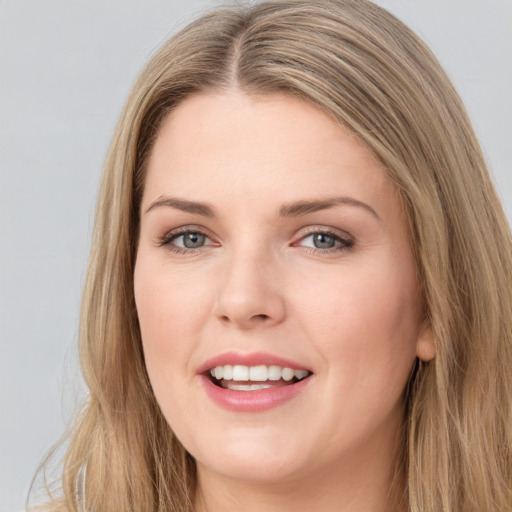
left=35, top=1, right=512, bottom=511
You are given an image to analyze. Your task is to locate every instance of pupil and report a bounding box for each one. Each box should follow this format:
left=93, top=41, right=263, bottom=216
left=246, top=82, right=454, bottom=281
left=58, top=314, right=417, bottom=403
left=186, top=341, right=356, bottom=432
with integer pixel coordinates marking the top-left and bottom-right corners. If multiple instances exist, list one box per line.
left=184, top=232, right=205, bottom=248
left=313, top=233, right=335, bottom=249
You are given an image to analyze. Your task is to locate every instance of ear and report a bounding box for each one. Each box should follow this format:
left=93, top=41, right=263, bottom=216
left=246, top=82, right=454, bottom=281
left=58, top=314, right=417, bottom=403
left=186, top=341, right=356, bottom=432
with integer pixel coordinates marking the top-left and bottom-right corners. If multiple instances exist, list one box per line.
left=415, top=322, right=436, bottom=361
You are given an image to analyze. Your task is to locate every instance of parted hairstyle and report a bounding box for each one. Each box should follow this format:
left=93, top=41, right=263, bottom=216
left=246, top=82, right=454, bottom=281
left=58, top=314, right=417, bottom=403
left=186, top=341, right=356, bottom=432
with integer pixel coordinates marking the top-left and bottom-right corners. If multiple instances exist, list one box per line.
left=36, top=1, right=512, bottom=511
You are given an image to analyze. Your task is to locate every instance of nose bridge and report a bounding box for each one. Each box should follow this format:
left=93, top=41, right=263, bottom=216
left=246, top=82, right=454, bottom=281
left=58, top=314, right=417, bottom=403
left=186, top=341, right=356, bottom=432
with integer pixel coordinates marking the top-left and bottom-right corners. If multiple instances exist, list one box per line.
left=215, top=236, right=285, bottom=328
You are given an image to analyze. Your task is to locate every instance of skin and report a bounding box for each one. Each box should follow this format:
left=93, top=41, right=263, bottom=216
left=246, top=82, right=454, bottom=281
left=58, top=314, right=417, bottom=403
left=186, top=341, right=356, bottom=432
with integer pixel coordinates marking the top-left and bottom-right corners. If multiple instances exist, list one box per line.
left=134, top=90, right=435, bottom=512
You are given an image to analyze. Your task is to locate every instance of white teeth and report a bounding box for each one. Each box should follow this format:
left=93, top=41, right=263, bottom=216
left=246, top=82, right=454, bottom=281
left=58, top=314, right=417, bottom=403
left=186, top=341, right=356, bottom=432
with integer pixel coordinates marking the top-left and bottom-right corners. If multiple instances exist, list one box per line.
left=268, top=365, right=282, bottom=381
left=209, top=364, right=310, bottom=383
left=223, top=365, right=233, bottom=380
left=226, top=382, right=274, bottom=391
left=249, top=365, right=267, bottom=381
left=294, top=369, right=309, bottom=380
left=282, top=368, right=295, bottom=381
left=232, top=365, right=249, bottom=381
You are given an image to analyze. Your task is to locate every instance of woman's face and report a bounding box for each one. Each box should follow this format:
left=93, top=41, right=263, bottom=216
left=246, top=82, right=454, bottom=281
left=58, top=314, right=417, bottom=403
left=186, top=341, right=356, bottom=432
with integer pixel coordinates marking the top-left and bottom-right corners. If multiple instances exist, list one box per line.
left=134, top=90, right=434, bottom=485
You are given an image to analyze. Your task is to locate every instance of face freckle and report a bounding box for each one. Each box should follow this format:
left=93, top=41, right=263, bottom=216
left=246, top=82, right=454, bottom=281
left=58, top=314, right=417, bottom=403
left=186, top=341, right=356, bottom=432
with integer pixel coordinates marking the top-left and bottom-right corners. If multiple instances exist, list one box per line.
left=133, top=89, right=433, bottom=488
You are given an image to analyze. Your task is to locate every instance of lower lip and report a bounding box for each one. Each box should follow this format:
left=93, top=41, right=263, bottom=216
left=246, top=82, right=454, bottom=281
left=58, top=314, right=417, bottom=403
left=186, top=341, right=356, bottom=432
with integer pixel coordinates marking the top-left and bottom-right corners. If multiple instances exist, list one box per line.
left=200, top=375, right=312, bottom=412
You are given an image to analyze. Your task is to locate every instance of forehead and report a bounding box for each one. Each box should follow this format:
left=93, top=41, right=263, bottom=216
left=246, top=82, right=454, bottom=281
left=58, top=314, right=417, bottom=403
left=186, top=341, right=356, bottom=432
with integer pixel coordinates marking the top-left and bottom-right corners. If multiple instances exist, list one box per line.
left=143, top=90, right=397, bottom=217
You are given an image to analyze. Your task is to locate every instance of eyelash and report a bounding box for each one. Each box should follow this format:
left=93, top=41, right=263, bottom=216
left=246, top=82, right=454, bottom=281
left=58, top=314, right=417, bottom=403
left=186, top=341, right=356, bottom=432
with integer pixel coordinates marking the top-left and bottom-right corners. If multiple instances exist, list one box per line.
left=296, top=229, right=354, bottom=254
left=157, top=227, right=216, bottom=254
left=158, top=227, right=354, bottom=255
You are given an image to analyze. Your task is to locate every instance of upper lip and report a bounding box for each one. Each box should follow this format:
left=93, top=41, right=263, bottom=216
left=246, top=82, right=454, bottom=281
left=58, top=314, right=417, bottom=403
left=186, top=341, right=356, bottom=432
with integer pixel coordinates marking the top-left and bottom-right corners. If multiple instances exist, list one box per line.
left=197, top=351, right=312, bottom=374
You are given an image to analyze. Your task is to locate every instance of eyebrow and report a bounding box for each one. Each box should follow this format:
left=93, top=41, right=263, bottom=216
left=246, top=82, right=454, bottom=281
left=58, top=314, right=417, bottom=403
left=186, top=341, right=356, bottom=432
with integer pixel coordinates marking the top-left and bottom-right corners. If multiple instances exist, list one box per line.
left=145, top=195, right=380, bottom=220
left=279, top=196, right=381, bottom=220
left=145, top=197, right=215, bottom=217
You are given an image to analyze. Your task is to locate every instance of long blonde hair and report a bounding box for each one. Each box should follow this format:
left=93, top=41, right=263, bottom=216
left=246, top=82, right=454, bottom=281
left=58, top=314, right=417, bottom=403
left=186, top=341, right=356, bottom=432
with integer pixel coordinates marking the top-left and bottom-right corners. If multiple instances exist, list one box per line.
left=37, top=1, right=512, bottom=510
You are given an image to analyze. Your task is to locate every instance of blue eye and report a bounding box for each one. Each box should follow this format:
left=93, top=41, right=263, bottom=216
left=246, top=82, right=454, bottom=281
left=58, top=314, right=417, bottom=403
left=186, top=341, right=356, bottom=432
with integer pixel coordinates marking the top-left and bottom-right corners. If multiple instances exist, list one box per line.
left=174, top=232, right=207, bottom=249
left=159, top=229, right=215, bottom=253
left=311, top=233, right=337, bottom=249
left=299, top=231, right=353, bottom=252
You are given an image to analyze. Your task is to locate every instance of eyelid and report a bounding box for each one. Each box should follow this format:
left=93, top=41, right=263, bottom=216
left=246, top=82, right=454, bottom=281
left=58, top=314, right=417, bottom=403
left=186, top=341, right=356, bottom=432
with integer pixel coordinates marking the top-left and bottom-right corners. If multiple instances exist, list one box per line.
left=294, top=225, right=353, bottom=241
left=157, top=225, right=218, bottom=249
left=155, top=224, right=354, bottom=254
left=292, top=226, right=354, bottom=252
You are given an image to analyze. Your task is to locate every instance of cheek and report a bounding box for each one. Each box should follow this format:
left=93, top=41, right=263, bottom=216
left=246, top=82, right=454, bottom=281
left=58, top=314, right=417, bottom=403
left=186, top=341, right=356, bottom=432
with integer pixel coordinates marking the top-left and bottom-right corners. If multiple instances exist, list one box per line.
left=303, top=257, right=417, bottom=330
left=295, top=253, right=420, bottom=391
left=133, top=255, right=212, bottom=438
left=135, top=252, right=208, bottom=333
left=133, top=254, right=211, bottom=386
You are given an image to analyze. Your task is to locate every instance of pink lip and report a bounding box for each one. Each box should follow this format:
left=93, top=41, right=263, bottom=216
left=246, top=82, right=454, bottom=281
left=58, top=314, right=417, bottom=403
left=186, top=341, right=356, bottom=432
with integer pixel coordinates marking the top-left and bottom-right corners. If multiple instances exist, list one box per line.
left=197, top=351, right=313, bottom=413
left=197, top=351, right=311, bottom=374
left=200, top=374, right=312, bottom=412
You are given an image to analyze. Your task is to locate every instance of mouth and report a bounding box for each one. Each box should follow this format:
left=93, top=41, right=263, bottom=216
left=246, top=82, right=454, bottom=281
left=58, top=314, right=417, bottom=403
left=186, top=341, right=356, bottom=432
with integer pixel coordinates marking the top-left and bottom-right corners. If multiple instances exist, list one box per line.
left=207, top=364, right=312, bottom=391
left=198, top=353, right=313, bottom=411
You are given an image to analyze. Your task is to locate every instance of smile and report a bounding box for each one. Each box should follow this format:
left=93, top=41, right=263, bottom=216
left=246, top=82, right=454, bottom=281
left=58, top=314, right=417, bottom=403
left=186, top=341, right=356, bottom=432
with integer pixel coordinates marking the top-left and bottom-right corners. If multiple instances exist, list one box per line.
left=209, top=364, right=310, bottom=391
left=199, top=354, right=313, bottom=412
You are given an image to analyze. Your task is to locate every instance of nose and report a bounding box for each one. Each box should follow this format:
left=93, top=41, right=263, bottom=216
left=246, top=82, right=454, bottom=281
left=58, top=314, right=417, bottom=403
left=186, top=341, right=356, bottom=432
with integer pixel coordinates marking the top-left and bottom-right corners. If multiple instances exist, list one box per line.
left=214, top=248, right=286, bottom=329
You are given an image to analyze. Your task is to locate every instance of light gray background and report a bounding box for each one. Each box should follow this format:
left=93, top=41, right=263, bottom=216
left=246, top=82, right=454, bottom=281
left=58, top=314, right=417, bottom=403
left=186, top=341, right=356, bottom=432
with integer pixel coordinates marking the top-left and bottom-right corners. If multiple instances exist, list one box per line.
left=1, top=1, right=511, bottom=510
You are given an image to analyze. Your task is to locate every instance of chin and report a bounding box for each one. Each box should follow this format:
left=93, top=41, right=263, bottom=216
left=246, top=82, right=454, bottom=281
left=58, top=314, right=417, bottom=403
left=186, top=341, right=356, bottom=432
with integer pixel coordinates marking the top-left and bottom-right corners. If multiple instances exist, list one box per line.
left=196, top=454, right=305, bottom=485
left=190, top=428, right=311, bottom=484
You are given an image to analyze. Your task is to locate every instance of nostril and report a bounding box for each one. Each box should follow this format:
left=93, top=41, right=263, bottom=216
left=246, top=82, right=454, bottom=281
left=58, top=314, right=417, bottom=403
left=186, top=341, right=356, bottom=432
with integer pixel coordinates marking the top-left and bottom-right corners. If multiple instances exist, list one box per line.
left=220, top=313, right=270, bottom=323
left=252, top=314, right=270, bottom=321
